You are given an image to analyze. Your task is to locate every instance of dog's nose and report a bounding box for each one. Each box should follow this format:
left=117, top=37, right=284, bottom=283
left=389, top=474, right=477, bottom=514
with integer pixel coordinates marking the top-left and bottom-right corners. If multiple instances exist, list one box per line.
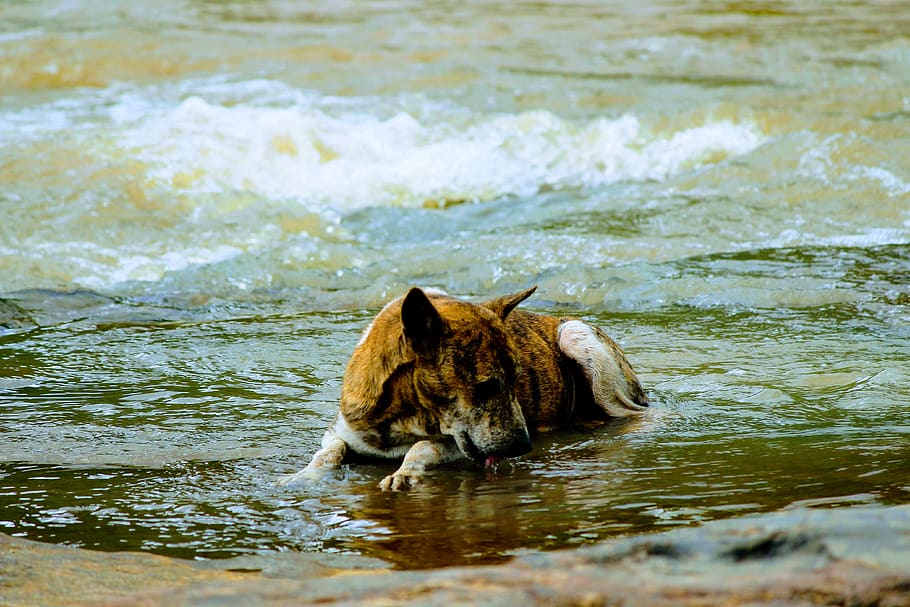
left=503, top=429, right=532, bottom=458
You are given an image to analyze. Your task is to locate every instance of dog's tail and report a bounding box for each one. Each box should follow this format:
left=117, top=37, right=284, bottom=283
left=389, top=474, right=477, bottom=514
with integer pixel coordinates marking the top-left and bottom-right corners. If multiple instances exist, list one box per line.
left=557, top=320, right=649, bottom=417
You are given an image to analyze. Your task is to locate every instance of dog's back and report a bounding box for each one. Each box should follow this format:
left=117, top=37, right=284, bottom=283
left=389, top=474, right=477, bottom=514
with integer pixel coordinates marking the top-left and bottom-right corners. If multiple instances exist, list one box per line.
left=503, top=309, right=648, bottom=431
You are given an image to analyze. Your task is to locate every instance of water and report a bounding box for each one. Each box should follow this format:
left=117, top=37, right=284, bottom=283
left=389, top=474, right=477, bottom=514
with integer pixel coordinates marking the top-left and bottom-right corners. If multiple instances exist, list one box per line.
left=1, top=1, right=909, bottom=570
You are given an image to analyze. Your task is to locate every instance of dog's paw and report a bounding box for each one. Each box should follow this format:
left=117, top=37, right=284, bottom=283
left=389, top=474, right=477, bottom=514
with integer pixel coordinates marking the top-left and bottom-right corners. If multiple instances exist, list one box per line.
left=378, top=470, right=423, bottom=491
left=275, top=469, right=318, bottom=487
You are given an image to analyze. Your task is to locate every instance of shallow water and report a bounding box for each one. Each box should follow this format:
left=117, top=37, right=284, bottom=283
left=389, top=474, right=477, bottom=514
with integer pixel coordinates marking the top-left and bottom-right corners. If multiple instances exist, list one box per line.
left=1, top=1, right=909, bottom=570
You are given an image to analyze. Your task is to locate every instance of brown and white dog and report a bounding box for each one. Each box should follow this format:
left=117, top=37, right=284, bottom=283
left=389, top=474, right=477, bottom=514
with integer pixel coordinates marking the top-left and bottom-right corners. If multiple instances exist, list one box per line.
left=280, top=286, right=648, bottom=491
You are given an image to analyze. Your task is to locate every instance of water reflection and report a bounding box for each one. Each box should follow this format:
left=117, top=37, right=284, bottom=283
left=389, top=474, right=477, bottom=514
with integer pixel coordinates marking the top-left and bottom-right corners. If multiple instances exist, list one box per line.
left=2, top=400, right=908, bottom=569
left=332, top=423, right=647, bottom=568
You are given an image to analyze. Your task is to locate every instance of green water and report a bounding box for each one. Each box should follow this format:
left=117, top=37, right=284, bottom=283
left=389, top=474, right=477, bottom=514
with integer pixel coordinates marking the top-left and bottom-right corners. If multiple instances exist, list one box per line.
left=1, top=0, right=909, bottom=569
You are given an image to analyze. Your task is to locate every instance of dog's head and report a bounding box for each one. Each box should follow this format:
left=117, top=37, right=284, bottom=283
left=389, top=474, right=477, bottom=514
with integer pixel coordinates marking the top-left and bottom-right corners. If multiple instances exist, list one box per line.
left=401, top=286, right=536, bottom=466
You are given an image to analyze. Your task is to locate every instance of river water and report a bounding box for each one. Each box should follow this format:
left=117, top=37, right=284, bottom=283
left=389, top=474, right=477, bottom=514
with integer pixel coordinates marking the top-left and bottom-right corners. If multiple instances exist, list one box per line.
left=1, top=1, right=909, bottom=570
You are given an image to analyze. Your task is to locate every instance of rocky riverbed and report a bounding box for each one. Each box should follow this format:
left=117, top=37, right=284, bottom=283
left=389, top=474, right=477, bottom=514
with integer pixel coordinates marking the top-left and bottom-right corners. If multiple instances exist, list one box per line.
left=3, top=505, right=908, bottom=607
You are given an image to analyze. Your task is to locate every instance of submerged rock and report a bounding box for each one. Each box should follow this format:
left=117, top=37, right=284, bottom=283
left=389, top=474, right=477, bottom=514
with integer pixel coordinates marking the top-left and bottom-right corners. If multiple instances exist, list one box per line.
left=2, top=505, right=909, bottom=606
left=0, top=299, right=35, bottom=332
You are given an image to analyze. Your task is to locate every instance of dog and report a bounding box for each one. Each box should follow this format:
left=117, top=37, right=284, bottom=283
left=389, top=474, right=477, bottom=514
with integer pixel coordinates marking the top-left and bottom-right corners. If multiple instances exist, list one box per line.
left=280, top=286, right=648, bottom=491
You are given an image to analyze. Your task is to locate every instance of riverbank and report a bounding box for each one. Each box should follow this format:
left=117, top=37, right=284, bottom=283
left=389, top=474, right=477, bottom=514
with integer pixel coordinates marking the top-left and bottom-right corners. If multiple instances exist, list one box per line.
left=3, top=505, right=908, bottom=607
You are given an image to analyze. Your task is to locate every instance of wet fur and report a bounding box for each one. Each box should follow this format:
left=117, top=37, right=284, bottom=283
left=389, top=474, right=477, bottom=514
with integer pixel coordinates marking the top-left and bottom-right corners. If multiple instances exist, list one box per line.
left=280, top=287, right=648, bottom=491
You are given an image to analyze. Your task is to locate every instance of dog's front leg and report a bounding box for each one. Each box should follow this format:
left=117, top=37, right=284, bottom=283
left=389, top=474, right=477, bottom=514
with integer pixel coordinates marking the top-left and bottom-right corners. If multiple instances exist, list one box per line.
left=277, top=431, right=347, bottom=486
left=379, top=439, right=461, bottom=491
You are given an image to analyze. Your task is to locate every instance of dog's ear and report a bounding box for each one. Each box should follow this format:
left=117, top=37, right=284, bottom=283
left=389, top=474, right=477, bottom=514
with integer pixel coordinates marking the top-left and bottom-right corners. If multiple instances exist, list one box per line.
left=401, top=287, right=445, bottom=355
left=483, top=285, right=537, bottom=321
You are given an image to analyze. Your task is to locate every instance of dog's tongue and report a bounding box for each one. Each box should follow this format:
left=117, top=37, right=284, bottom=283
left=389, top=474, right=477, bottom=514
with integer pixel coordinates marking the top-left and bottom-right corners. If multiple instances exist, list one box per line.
left=484, top=456, right=501, bottom=467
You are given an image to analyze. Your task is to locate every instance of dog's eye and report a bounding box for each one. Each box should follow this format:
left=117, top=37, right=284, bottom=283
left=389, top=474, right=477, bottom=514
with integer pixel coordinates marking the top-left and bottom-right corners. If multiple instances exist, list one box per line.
left=474, top=377, right=505, bottom=401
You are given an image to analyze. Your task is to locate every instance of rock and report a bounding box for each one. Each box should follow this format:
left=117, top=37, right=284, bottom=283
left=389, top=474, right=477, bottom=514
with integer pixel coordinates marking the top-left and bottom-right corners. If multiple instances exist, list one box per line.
left=2, top=505, right=909, bottom=607
left=0, top=534, right=383, bottom=607
left=0, top=299, right=35, bottom=332
left=0, top=533, right=244, bottom=607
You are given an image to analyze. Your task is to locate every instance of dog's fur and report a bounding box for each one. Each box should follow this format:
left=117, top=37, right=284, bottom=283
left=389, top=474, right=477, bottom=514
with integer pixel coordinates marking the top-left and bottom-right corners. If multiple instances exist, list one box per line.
left=280, top=286, right=648, bottom=491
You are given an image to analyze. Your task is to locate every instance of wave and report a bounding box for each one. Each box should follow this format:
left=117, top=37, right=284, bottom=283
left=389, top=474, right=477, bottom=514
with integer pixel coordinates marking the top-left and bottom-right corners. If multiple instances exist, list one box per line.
left=119, top=95, right=765, bottom=209
left=0, top=82, right=770, bottom=295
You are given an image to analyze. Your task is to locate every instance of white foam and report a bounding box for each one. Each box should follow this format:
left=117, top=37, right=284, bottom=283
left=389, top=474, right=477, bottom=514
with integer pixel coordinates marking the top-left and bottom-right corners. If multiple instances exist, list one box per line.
left=49, top=241, right=243, bottom=290
left=119, top=96, right=765, bottom=209
left=848, top=166, right=910, bottom=197
left=754, top=227, right=910, bottom=251
left=0, top=29, right=44, bottom=43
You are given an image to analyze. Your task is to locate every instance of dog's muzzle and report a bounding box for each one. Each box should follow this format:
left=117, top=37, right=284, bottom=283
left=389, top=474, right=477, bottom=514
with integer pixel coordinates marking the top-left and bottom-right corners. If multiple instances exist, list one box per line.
left=459, top=428, right=532, bottom=468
